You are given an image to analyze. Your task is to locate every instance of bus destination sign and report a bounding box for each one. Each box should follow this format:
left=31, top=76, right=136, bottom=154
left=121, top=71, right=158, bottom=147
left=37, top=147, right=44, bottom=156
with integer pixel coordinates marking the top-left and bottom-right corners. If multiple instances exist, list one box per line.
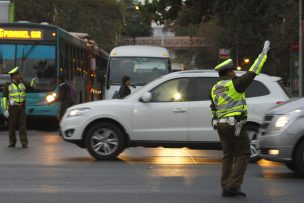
left=0, top=28, right=43, bottom=40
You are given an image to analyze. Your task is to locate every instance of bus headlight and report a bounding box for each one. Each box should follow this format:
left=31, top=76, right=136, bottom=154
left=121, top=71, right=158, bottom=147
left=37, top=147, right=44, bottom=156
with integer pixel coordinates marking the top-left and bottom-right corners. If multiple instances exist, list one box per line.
left=68, top=108, right=90, bottom=117
left=45, top=93, right=57, bottom=103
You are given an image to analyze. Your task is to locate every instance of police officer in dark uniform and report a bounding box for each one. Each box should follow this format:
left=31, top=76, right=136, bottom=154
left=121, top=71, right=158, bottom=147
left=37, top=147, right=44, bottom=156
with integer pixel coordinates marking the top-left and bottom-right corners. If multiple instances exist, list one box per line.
left=210, top=40, right=270, bottom=198
left=1, top=67, right=37, bottom=148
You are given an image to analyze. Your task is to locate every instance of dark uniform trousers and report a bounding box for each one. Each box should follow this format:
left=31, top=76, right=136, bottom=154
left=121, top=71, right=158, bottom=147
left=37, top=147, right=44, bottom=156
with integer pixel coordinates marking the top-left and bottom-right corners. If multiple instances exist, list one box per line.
left=217, top=123, right=251, bottom=190
left=8, top=105, right=28, bottom=145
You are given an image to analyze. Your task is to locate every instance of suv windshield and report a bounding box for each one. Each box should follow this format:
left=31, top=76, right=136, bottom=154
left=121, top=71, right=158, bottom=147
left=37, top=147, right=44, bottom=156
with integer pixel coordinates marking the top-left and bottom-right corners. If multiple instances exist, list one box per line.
left=108, top=57, right=170, bottom=86
left=0, top=44, right=56, bottom=92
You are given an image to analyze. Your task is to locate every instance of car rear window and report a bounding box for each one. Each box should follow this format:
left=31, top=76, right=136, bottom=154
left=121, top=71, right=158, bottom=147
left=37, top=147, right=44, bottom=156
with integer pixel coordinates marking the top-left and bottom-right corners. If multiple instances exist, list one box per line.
left=196, top=77, right=219, bottom=100
left=246, top=81, right=270, bottom=98
left=277, top=80, right=291, bottom=98
left=195, top=77, right=270, bottom=100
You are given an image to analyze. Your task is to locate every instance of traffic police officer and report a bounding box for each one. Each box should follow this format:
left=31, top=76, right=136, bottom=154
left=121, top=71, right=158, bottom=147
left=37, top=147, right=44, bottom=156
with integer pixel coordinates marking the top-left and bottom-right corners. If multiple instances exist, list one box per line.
left=1, top=67, right=37, bottom=148
left=210, top=40, right=270, bottom=198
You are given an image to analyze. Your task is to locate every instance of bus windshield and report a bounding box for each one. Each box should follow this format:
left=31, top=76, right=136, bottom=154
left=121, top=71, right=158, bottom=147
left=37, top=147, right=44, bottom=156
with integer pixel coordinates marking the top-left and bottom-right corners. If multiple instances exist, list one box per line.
left=108, top=57, right=170, bottom=86
left=0, top=44, right=56, bottom=92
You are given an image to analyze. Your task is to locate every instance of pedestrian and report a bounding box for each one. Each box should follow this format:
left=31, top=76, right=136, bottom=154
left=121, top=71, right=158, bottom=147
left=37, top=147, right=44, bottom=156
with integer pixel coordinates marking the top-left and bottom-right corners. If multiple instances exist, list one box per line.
left=118, top=75, right=131, bottom=99
left=210, top=40, right=270, bottom=198
left=56, top=74, right=76, bottom=122
left=1, top=67, right=37, bottom=148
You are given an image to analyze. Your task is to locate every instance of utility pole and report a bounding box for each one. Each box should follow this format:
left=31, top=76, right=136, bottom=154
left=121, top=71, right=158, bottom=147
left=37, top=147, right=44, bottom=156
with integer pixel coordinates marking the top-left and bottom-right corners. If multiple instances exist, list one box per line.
left=299, top=0, right=303, bottom=96
left=0, top=0, right=11, bottom=23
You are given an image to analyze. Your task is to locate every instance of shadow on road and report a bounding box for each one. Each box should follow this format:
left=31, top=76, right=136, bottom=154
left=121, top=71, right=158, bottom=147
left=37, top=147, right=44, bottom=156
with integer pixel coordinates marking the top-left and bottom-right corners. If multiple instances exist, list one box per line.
left=0, top=118, right=58, bottom=132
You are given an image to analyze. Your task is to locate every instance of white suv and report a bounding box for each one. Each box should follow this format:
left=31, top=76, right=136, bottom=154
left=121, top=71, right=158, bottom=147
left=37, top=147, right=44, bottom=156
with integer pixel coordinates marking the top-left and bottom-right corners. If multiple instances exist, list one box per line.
left=60, top=70, right=289, bottom=160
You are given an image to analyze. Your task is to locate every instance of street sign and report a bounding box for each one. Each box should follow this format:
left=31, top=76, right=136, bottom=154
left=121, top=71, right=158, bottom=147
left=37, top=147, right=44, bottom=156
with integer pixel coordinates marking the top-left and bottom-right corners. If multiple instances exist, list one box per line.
left=219, top=48, right=230, bottom=59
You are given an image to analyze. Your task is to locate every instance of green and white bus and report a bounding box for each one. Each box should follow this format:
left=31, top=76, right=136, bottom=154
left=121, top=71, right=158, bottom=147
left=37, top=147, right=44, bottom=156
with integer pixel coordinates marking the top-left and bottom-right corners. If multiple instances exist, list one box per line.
left=0, top=22, right=108, bottom=125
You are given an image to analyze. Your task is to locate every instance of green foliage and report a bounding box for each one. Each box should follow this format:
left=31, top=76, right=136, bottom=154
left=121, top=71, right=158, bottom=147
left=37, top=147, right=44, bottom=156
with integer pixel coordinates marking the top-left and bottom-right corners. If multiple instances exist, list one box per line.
left=143, top=0, right=298, bottom=80
left=12, top=0, right=124, bottom=51
left=121, top=0, right=152, bottom=37
left=12, top=0, right=53, bottom=23
left=11, top=0, right=152, bottom=51
left=54, top=0, right=124, bottom=51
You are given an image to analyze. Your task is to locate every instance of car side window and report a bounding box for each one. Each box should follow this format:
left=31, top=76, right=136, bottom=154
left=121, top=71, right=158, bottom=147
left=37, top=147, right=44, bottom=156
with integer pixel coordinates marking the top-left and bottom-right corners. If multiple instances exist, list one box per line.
left=246, top=80, right=270, bottom=98
left=196, top=77, right=219, bottom=101
left=150, top=78, right=191, bottom=102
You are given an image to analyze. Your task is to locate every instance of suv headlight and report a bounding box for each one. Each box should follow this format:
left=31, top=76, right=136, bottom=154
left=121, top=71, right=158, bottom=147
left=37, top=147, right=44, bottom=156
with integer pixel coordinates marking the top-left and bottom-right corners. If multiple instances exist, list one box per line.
left=269, top=109, right=302, bottom=133
left=67, top=108, right=90, bottom=117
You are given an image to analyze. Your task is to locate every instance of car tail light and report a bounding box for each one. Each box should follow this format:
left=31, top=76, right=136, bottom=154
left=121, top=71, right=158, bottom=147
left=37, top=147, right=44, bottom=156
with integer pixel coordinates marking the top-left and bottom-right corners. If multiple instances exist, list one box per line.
left=276, top=101, right=284, bottom=104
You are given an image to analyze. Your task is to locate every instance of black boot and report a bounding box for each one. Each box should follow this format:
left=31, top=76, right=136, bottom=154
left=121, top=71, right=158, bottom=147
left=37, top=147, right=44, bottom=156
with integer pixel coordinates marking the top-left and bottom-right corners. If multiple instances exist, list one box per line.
left=222, top=188, right=247, bottom=198
left=8, top=143, right=16, bottom=148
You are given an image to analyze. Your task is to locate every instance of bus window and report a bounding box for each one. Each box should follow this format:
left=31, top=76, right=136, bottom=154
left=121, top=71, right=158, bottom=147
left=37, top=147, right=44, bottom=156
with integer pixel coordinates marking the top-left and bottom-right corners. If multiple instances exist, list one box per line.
left=104, top=45, right=171, bottom=100
left=0, top=44, right=56, bottom=92
left=0, top=23, right=108, bottom=126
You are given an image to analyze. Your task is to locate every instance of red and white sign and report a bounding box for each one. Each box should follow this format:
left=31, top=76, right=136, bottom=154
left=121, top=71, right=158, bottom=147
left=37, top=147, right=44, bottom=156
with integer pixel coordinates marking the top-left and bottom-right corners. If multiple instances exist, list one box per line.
left=291, top=41, right=299, bottom=51
left=219, top=48, right=230, bottom=59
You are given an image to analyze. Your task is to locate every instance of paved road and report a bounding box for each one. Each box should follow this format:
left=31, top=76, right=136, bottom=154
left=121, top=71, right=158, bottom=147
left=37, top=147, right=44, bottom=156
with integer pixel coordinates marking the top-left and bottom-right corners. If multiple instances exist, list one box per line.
left=0, top=130, right=303, bottom=203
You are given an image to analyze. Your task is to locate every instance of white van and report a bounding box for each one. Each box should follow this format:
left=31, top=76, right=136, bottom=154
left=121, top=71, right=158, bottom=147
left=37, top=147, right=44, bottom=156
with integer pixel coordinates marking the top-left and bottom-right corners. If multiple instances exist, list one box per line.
left=104, top=45, right=171, bottom=99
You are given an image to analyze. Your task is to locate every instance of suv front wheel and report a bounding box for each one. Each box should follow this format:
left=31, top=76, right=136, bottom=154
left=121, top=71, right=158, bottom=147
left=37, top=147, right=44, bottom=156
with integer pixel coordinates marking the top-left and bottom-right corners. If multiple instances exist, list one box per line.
left=245, top=124, right=261, bottom=163
left=294, top=140, right=304, bottom=176
left=85, top=122, right=125, bottom=160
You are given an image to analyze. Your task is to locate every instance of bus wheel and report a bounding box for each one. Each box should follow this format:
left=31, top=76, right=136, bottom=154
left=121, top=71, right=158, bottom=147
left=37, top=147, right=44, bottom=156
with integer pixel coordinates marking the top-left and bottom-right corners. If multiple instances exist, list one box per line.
left=85, top=122, right=125, bottom=160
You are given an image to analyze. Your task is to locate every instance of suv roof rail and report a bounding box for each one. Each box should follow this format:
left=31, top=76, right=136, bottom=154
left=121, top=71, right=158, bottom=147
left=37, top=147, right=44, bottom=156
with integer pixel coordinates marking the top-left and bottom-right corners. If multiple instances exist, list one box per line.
left=177, top=69, right=215, bottom=74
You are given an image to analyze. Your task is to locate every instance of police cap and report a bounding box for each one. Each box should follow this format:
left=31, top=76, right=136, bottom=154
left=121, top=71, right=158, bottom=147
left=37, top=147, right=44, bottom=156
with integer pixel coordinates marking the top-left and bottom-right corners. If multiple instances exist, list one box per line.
left=214, top=59, right=234, bottom=72
left=8, top=67, right=20, bottom=76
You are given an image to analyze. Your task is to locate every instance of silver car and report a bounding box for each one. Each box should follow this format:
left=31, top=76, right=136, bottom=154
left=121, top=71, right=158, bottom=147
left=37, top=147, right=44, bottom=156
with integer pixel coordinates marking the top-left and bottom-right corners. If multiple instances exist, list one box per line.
left=258, top=98, right=304, bottom=175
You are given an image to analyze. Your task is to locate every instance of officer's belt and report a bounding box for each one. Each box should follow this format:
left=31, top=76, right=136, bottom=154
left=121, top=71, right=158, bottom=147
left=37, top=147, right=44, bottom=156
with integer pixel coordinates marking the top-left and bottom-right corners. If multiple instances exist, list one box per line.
left=218, top=116, right=246, bottom=125
left=218, top=117, right=236, bottom=124
left=10, top=102, right=24, bottom=106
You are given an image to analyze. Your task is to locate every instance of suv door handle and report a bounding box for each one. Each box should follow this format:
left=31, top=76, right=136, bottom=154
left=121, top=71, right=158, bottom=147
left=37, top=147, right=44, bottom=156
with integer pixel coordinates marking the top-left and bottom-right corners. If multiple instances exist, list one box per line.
left=172, top=108, right=187, bottom=113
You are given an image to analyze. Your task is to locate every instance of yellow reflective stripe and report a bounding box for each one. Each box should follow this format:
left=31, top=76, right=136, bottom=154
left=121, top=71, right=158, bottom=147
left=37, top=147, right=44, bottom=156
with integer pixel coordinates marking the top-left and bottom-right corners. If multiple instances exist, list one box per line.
left=221, top=112, right=244, bottom=118
left=249, top=53, right=267, bottom=74
left=1, top=98, right=8, bottom=110
left=30, top=79, right=36, bottom=87
left=217, top=105, right=248, bottom=113
left=217, top=108, right=247, bottom=118
left=216, top=99, right=246, bottom=111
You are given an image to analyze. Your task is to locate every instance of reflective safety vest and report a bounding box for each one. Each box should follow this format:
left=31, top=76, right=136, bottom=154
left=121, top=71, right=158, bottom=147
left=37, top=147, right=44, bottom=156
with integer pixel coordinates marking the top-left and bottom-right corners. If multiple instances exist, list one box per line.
left=211, top=80, right=247, bottom=118
left=8, top=82, right=26, bottom=103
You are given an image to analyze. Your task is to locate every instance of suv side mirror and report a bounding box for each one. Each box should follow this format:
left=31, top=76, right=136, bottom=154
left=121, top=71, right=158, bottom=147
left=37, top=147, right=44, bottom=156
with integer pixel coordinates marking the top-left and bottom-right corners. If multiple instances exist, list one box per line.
left=139, top=92, right=152, bottom=103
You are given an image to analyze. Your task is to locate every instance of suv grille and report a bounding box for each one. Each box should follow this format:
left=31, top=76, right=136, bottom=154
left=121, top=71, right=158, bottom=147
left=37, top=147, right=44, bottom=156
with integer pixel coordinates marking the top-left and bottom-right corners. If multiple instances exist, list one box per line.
left=260, top=114, right=275, bottom=135
left=260, top=148, right=269, bottom=155
left=264, top=115, right=274, bottom=121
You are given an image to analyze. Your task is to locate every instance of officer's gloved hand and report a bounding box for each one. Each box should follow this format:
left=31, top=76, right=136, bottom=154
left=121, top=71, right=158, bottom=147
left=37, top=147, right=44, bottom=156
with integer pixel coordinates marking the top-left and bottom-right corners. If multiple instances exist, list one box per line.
left=3, top=110, right=9, bottom=118
left=262, top=40, right=270, bottom=54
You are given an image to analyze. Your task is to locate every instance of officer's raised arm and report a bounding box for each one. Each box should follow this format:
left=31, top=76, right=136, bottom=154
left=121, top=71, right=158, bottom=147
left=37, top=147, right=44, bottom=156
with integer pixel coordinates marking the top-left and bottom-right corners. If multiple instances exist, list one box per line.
left=233, top=40, right=270, bottom=93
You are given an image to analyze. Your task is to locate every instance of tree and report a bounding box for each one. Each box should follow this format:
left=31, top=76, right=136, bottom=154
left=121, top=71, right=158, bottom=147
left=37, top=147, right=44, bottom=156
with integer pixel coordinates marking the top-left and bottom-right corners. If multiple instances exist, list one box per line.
left=12, top=0, right=125, bottom=51
left=143, top=0, right=298, bottom=81
left=12, top=0, right=53, bottom=23
left=54, top=0, right=124, bottom=51
left=215, top=0, right=297, bottom=77
left=121, top=0, right=152, bottom=37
